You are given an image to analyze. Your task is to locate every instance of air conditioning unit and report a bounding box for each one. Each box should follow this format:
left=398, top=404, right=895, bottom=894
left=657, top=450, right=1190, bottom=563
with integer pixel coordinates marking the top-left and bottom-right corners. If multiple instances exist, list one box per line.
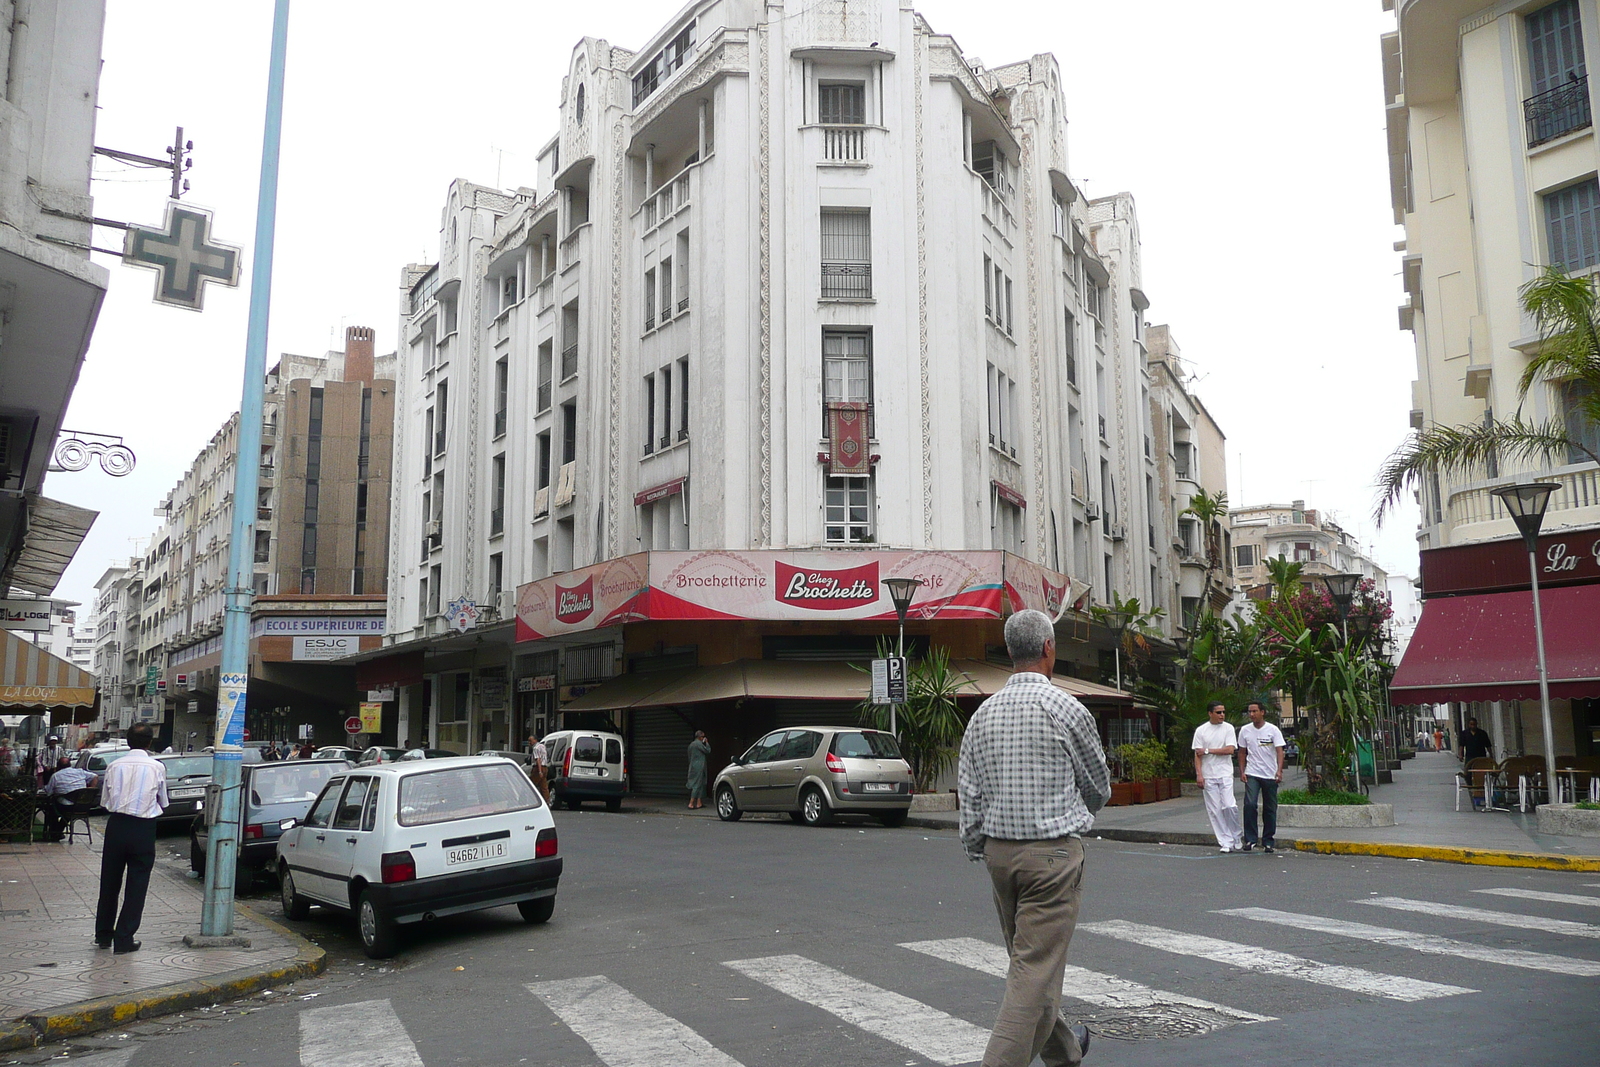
left=425, top=519, right=441, bottom=538
left=1108, top=523, right=1127, bottom=542
left=1083, top=502, right=1102, bottom=521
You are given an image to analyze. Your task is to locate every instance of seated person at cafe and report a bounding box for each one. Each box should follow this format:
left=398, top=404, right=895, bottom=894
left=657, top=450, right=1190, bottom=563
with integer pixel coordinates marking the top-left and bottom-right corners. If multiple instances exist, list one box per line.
left=40, top=758, right=99, bottom=842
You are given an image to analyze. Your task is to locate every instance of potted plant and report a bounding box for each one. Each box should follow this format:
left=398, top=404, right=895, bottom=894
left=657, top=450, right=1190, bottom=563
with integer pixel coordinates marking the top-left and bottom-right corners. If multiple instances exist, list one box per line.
left=1108, top=781, right=1135, bottom=806
left=1117, top=738, right=1170, bottom=804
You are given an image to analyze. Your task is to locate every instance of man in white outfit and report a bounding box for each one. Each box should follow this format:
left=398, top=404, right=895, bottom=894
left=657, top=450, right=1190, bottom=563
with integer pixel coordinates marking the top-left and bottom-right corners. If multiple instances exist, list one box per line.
left=1192, top=703, right=1242, bottom=852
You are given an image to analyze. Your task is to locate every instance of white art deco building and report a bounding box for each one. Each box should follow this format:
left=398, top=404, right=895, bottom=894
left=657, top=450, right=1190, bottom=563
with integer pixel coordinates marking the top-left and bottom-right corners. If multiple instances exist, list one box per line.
left=370, top=0, right=1232, bottom=783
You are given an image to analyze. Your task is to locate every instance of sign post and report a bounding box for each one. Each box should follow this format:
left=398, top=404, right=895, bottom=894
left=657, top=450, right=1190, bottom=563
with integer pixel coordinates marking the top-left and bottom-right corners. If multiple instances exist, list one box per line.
left=198, top=0, right=291, bottom=942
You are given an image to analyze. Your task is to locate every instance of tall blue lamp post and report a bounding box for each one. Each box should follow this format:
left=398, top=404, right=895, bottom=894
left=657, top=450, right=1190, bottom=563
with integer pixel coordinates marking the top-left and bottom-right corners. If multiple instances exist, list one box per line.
left=199, top=0, right=291, bottom=939
left=1490, top=481, right=1560, bottom=784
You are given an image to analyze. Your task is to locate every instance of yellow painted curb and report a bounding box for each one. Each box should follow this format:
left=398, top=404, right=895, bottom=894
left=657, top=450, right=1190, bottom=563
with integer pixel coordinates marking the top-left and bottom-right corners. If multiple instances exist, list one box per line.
left=1292, top=839, right=1600, bottom=871
left=0, top=902, right=325, bottom=1051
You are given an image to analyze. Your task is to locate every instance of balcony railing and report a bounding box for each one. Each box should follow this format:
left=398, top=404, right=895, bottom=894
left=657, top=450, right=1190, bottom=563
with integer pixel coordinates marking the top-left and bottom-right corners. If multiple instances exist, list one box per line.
left=1098, top=415, right=1107, bottom=441
left=490, top=508, right=504, bottom=536
left=677, top=295, right=688, bottom=314
left=561, top=343, right=578, bottom=379
left=494, top=409, right=507, bottom=437
left=822, top=125, right=866, bottom=162
left=821, top=262, right=871, bottom=299
left=537, top=381, right=552, bottom=412
left=1525, top=76, right=1592, bottom=147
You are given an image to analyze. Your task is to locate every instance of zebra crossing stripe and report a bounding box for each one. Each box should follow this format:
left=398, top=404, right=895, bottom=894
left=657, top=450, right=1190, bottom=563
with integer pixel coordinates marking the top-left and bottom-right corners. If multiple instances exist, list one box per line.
left=1476, top=888, right=1600, bottom=908
left=1219, top=907, right=1600, bottom=976
left=1360, top=896, right=1600, bottom=939
left=299, top=999, right=424, bottom=1067
left=899, top=937, right=1273, bottom=1023
left=65, top=1051, right=135, bottom=1067
left=723, top=954, right=990, bottom=1066
left=1080, top=920, right=1474, bottom=1001
left=527, top=976, right=744, bottom=1067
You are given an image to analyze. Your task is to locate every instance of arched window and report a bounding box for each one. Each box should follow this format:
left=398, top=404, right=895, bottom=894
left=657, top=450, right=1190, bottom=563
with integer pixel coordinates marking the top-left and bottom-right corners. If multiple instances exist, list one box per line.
left=575, top=83, right=586, bottom=124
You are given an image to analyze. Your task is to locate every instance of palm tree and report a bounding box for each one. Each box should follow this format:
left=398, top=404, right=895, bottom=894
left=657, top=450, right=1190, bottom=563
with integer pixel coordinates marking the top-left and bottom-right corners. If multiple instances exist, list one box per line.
left=1179, top=489, right=1228, bottom=612
left=1375, top=267, right=1600, bottom=523
left=1264, top=556, right=1305, bottom=602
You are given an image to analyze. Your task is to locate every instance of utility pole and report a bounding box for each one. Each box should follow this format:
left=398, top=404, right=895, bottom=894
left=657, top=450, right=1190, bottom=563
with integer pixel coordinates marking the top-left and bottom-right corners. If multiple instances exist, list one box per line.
left=195, top=0, right=290, bottom=941
left=93, top=126, right=192, bottom=200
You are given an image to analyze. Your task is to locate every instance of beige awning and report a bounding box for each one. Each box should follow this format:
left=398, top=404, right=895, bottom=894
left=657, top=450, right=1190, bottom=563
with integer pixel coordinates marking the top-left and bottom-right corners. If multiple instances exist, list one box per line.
left=951, top=660, right=1134, bottom=706
left=7, top=496, right=97, bottom=597
left=1, top=627, right=96, bottom=710
left=562, top=660, right=871, bottom=711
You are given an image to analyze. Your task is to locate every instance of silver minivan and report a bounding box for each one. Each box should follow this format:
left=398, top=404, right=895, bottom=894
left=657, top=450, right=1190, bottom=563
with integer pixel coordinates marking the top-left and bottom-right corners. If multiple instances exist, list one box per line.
left=713, top=726, right=912, bottom=827
left=541, top=729, right=626, bottom=811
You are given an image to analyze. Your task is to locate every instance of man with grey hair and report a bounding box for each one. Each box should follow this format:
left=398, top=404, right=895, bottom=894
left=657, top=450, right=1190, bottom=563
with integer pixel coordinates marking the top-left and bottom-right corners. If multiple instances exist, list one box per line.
left=959, top=609, right=1110, bottom=1066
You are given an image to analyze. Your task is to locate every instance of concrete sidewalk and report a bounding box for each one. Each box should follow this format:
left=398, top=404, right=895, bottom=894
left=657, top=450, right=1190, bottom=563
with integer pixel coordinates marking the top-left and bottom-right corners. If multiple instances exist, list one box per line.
left=631, top=751, right=1600, bottom=870
left=0, top=827, right=324, bottom=1051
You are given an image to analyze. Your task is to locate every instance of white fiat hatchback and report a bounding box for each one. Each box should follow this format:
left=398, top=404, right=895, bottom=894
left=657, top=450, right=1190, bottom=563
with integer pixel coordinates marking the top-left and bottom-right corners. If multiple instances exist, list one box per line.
left=276, top=756, right=560, bottom=958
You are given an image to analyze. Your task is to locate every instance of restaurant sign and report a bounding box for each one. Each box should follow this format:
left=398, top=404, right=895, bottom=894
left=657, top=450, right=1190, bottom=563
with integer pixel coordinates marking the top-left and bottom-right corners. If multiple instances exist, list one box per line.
left=516, top=550, right=1070, bottom=641
left=1420, top=525, right=1600, bottom=597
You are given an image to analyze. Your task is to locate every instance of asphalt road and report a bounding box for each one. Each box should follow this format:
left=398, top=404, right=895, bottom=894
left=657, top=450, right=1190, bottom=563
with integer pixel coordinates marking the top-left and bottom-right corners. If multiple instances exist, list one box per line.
left=15, top=807, right=1599, bottom=1067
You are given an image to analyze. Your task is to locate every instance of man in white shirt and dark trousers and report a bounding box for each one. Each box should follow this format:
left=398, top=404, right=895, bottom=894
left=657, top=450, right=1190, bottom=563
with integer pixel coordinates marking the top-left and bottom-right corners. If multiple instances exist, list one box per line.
left=1192, top=703, right=1242, bottom=853
left=95, top=723, right=168, bottom=954
left=959, top=609, right=1111, bottom=1067
left=1236, top=701, right=1286, bottom=853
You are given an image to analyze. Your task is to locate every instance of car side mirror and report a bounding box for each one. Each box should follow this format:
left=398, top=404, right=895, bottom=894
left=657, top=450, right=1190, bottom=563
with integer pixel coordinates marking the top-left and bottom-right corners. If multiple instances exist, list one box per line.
left=278, top=818, right=297, bottom=831
left=733, top=756, right=746, bottom=766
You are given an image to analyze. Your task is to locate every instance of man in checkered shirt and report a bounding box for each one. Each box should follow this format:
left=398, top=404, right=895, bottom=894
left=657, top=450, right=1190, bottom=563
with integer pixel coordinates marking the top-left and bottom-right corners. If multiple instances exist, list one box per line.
left=959, top=609, right=1110, bottom=1067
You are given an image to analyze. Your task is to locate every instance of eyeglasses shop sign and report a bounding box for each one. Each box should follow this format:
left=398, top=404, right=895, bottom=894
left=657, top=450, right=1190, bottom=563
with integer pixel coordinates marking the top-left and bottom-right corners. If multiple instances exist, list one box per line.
left=292, top=636, right=360, bottom=661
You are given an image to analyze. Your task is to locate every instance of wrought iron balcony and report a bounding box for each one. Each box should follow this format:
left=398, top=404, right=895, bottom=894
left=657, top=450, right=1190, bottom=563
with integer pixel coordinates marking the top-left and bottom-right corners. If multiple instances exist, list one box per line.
left=821, top=262, right=871, bottom=299
left=1525, top=75, right=1592, bottom=147
left=561, top=343, right=578, bottom=379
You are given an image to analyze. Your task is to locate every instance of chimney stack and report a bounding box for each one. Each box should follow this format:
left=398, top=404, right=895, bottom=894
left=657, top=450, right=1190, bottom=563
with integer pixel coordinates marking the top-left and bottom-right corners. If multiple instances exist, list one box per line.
left=343, top=326, right=375, bottom=384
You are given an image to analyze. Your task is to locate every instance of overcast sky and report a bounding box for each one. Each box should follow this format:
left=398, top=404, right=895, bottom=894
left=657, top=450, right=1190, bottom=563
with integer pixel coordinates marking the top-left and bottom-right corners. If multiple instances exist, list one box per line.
left=51, top=0, right=1416, bottom=614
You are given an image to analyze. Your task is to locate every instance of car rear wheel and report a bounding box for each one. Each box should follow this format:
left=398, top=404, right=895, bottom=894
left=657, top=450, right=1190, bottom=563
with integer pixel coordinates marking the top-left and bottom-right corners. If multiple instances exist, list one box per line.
left=716, top=785, right=742, bottom=822
left=188, top=836, right=204, bottom=874
left=800, top=786, right=833, bottom=827
left=357, top=889, right=398, bottom=959
left=279, top=866, right=310, bottom=919
left=875, top=809, right=909, bottom=828
left=518, top=896, right=556, bottom=924
left=788, top=811, right=805, bottom=824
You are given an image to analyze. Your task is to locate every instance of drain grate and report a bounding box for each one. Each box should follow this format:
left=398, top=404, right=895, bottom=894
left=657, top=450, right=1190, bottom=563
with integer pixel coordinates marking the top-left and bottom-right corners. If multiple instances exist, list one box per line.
left=1077, top=1005, right=1240, bottom=1041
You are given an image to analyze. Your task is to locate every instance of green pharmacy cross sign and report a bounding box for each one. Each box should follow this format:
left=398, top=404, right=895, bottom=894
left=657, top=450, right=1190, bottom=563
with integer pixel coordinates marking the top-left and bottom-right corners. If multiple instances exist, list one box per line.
left=122, top=202, right=242, bottom=311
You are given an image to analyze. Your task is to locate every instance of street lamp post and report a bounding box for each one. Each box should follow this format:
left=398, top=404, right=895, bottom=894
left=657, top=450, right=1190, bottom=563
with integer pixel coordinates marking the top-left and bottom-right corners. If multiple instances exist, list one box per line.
left=881, top=577, right=922, bottom=738
left=1323, top=573, right=1363, bottom=791
left=1102, top=609, right=1132, bottom=691
left=1348, top=612, right=1388, bottom=768
left=1490, top=482, right=1561, bottom=780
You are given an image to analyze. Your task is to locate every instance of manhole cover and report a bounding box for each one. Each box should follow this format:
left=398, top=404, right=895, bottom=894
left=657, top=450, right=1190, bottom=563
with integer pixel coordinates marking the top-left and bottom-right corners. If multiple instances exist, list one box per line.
left=1077, top=1005, right=1237, bottom=1040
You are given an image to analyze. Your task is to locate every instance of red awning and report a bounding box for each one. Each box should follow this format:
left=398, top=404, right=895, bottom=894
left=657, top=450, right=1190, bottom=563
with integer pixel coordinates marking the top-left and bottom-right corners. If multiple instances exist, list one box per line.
left=1389, top=584, right=1600, bottom=704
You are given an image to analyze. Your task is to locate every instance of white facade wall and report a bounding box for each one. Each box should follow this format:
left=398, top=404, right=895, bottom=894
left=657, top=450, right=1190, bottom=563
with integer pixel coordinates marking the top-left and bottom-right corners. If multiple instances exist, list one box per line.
left=387, top=0, right=1201, bottom=647
left=1390, top=0, right=1600, bottom=547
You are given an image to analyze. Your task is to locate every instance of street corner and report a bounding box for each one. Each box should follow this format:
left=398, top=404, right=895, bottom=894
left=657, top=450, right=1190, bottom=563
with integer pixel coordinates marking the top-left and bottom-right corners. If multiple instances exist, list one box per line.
left=1291, top=839, right=1600, bottom=872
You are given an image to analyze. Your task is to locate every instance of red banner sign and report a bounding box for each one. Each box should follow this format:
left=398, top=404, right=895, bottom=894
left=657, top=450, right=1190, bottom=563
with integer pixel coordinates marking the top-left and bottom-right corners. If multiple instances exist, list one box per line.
left=993, top=480, right=1027, bottom=509
left=827, top=402, right=870, bottom=476
left=1420, top=524, right=1600, bottom=597
left=774, top=559, right=880, bottom=611
left=634, top=476, right=687, bottom=507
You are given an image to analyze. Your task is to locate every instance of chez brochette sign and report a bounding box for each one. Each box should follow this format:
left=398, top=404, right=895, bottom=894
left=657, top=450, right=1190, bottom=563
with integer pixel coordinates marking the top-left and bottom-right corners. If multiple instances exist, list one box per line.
left=515, top=550, right=1072, bottom=641
left=1420, top=525, right=1600, bottom=597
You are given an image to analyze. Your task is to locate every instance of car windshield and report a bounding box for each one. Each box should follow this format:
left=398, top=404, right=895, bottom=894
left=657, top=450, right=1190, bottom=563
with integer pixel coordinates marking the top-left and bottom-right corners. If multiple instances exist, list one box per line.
left=88, top=750, right=136, bottom=772
left=161, top=756, right=213, bottom=779
left=831, top=731, right=902, bottom=760
left=398, top=763, right=540, bottom=826
left=249, top=762, right=346, bottom=805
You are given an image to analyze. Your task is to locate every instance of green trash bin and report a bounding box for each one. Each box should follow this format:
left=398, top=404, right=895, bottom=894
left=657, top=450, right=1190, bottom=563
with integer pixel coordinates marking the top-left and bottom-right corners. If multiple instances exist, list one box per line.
left=1356, top=739, right=1377, bottom=783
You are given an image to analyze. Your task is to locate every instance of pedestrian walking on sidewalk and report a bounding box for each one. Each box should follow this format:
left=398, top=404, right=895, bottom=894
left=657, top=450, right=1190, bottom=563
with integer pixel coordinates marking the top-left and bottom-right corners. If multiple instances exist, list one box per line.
left=95, top=722, right=167, bottom=954
left=686, top=731, right=712, bottom=809
left=958, top=609, right=1108, bottom=1067
left=1461, top=718, right=1493, bottom=763
left=1236, top=702, right=1285, bottom=854
left=1193, top=703, right=1243, bottom=853
left=527, top=733, right=550, bottom=801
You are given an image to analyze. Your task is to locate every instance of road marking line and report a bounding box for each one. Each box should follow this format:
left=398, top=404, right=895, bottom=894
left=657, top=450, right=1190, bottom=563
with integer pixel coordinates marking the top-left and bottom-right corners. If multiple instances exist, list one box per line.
left=1361, top=896, right=1600, bottom=939
left=723, top=954, right=989, bottom=1066
left=300, top=999, right=424, bottom=1067
left=526, top=976, right=743, bottom=1067
left=900, top=937, right=1273, bottom=1024
left=1476, top=888, right=1600, bottom=908
left=1219, top=907, right=1600, bottom=976
left=69, top=1052, right=136, bottom=1067
left=1080, top=920, right=1473, bottom=1001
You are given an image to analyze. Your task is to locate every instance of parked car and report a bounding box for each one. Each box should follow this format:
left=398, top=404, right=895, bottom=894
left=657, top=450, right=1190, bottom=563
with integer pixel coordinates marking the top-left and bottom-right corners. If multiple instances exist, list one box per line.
left=359, top=746, right=407, bottom=766
left=315, top=746, right=364, bottom=763
left=276, top=756, right=561, bottom=958
left=156, top=753, right=214, bottom=826
left=396, top=748, right=461, bottom=761
left=475, top=749, right=531, bottom=767
left=72, top=744, right=133, bottom=774
left=190, top=759, right=351, bottom=884
left=541, top=730, right=625, bottom=811
left=714, top=727, right=912, bottom=827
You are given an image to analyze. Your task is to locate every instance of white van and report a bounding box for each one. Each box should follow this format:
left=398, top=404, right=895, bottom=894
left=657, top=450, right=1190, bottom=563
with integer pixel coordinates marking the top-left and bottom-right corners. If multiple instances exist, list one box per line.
left=541, top=729, right=626, bottom=811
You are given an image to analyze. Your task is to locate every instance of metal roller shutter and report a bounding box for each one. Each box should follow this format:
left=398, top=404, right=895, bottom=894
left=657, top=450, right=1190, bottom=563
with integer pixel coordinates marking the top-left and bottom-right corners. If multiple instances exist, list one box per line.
left=629, top=708, right=697, bottom=796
